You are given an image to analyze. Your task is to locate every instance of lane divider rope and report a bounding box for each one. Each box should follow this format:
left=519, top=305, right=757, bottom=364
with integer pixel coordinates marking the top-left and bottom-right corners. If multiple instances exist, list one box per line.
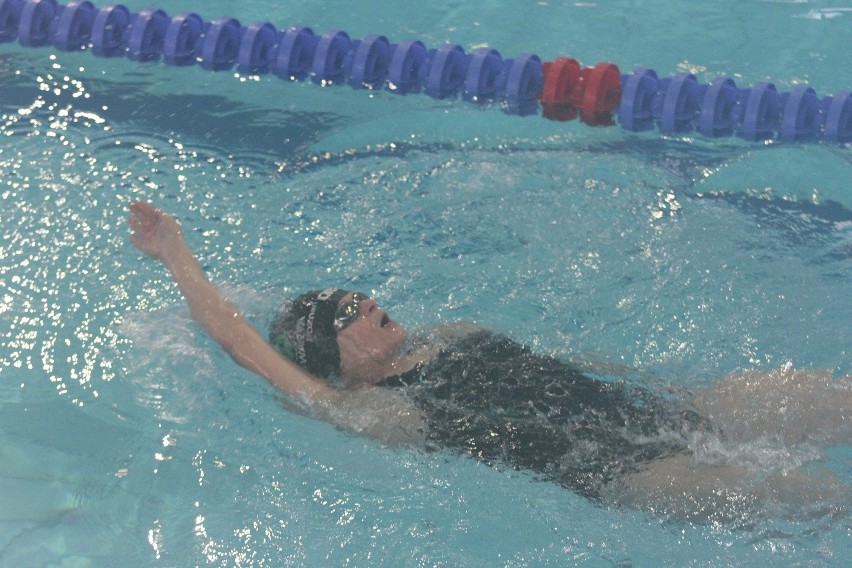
left=1, top=0, right=849, bottom=143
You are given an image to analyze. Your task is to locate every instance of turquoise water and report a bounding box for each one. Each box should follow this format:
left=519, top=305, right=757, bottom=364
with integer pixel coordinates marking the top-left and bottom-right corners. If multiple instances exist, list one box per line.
left=1, top=0, right=851, bottom=566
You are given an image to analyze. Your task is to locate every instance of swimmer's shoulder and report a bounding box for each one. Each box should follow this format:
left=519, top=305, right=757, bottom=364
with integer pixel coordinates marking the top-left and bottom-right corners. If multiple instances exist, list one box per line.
left=426, top=321, right=486, bottom=342
left=319, top=384, right=428, bottom=446
left=402, top=321, right=487, bottom=368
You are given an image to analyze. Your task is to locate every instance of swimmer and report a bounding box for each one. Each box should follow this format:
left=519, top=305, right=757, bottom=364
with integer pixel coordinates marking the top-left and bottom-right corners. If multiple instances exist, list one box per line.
left=128, top=200, right=850, bottom=519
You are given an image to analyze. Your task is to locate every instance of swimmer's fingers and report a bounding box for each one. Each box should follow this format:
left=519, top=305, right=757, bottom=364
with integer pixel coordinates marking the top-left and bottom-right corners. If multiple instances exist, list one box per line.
left=128, top=203, right=157, bottom=237
left=128, top=201, right=185, bottom=261
left=129, top=200, right=162, bottom=225
left=128, top=216, right=156, bottom=256
left=128, top=214, right=147, bottom=234
left=130, top=222, right=150, bottom=251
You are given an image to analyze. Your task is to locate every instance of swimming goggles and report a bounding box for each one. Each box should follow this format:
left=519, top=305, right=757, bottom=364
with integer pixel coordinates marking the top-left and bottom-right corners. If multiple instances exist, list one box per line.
left=333, top=292, right=369, bottom=332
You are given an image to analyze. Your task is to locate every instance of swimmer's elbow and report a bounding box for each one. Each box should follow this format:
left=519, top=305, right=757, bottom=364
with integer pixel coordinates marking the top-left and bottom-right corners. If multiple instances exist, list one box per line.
left=211, top=319, right=255, bottom=358
left=216, top=321, right=336, bottom=403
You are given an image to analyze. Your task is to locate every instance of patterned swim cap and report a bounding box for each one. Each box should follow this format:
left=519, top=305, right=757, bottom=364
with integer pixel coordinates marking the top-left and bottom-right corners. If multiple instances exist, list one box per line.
left=269, top=288, right=349, bottom=379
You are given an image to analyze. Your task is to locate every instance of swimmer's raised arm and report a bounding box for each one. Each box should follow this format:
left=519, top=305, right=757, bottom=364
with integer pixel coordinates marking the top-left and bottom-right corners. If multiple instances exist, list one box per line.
left=127, top=200, right=337, bottom=403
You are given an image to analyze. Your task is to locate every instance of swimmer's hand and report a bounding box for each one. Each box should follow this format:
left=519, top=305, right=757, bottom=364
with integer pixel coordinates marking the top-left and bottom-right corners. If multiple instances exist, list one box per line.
left=128, top=200, right=185, bottom=263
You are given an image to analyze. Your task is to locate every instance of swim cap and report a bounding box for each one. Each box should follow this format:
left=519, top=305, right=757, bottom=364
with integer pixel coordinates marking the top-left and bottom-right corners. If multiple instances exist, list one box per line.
left=269, top=288, right=349, bottom=378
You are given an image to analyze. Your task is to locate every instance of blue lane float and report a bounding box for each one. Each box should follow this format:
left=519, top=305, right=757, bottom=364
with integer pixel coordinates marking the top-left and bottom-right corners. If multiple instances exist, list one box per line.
left=616, top=68, right=850, bottom=143
left=1, top=0, right=849, bottom=143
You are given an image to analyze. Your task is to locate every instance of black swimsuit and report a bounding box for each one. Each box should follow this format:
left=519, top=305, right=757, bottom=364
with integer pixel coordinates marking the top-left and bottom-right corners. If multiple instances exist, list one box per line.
left=379, top=331, right=712, bottom=499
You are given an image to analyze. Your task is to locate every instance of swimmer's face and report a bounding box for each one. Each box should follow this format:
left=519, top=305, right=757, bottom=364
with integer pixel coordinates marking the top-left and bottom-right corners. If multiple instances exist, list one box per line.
left=335, top=292, right=407, bottom=386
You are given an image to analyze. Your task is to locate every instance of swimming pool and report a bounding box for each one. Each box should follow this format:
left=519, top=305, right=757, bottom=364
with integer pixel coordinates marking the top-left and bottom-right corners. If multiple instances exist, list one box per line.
left=1, top=0, right=850, bottom=565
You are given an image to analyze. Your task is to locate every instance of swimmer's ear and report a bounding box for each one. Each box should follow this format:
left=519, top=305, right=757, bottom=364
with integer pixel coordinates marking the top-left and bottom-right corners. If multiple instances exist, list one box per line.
left=270, top=332, right=296, bottom=361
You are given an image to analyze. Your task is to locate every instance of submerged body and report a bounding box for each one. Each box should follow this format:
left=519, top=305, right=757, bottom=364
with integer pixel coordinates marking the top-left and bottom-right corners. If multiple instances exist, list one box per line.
left=378, top=331, right=712, bottom=499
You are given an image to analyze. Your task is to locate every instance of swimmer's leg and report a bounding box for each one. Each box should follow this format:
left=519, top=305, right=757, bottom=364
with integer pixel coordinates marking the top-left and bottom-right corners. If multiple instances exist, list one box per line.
left=600, top=453, right=760, bottom=523
left=690, top=368, right=851, bottom=447
left=602, top=453, right=850, bottom=522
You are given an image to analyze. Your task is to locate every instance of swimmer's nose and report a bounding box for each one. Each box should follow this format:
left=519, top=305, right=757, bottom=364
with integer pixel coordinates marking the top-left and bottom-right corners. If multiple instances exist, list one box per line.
left=359, top=298, right=378, bottom=314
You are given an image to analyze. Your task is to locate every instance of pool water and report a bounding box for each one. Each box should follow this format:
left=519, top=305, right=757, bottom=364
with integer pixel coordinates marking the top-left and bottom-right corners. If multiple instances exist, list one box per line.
left=1, top=0, right=850, bottom=566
